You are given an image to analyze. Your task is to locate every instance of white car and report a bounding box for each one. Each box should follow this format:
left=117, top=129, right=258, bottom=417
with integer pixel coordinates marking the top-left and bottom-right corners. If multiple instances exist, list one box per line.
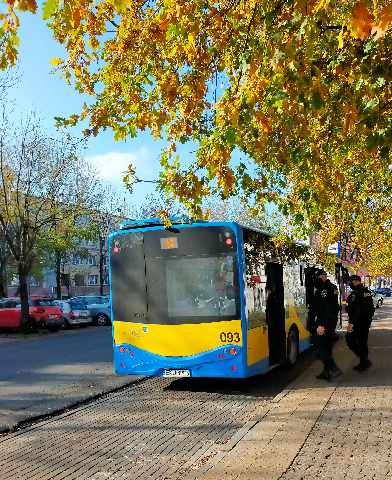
left=371, top=290, right=383, bottom=309
left=54, top=300, right=92, bottom=328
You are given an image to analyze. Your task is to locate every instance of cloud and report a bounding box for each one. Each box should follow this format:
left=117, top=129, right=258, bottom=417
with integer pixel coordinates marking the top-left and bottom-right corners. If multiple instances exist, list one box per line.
left=86, top=147, right=158, bottom=186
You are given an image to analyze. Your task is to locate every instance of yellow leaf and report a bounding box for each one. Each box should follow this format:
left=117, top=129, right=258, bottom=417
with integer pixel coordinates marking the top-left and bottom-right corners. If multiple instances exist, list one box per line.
left=338, top=28, right=344, bottom=48
left=314, top=0, right=330, bottom=13
left=50, top=57, right=63, bottom=66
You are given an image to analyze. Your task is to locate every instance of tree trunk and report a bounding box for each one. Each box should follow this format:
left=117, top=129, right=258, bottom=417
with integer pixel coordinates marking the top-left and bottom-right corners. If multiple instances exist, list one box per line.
left=0, top=264, right=7, bottom=298
left=0, top=239, right=7, bottom=298
left=55, top=250, right=62, bottom=299
left=99, top=236, right=104, bottom=297
left=18, top=265, right=31, bottom=331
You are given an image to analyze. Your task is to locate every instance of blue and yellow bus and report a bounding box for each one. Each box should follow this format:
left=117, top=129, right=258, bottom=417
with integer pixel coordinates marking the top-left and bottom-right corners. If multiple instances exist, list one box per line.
left=109, top=218, right=313, bottom=378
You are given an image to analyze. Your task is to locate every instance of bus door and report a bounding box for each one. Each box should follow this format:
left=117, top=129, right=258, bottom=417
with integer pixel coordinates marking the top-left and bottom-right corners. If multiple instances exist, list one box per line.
left=265, top=262, right=286, bottom=365
left=304, top=267, right=317, bottom=340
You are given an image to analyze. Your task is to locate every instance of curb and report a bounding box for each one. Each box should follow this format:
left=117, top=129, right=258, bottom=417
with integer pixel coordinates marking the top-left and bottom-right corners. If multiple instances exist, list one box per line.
left=0, top=376, right=146, bottom=439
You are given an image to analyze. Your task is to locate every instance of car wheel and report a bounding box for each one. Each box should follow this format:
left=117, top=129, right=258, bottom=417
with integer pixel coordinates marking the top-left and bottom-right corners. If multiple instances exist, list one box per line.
left=95, top=314, right=109, bottom=326
left=23, top=316, right=36, bottom=333
left=286, top=328, right=299, bottom=367
left=47, top=326, right=60, bottom=333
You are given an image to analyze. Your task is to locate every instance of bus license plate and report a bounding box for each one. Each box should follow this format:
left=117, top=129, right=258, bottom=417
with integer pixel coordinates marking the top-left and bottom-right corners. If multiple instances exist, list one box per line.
left=163, top=369, right=191, bottom=378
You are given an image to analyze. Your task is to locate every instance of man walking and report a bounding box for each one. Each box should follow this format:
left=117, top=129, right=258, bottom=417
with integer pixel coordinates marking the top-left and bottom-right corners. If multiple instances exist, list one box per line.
left=346, top=275, right=375, bottom=372
left=313, top=270, right=341, bottom=381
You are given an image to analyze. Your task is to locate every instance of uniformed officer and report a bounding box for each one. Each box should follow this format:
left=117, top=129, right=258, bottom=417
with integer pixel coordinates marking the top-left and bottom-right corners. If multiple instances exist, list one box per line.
left=346, top=275, right=375, bottom=371
left=313, top=270, right=342, bottom=381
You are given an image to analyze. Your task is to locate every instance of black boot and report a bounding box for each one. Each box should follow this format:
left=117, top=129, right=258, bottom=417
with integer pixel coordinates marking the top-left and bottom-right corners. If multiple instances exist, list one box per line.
left=354, top=359, right=372, bottom=372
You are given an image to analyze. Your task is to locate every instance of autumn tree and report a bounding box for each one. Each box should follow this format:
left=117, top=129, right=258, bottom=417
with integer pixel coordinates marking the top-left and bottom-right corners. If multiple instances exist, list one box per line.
left=1, top=0, right=391, bottom=274
left=0, top=111, right=93, bottom=327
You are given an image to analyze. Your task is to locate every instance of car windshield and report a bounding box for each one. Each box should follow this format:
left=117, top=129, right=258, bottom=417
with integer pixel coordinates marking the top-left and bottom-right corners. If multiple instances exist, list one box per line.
left=70, top=301, right=86, bottom=310
left=31, top=299, right=56, bottom=307
left=0, top=300, right=17, bottom=308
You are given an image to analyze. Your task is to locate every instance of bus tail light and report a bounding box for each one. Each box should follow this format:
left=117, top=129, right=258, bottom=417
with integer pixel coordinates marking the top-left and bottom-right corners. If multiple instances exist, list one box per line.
left=230, top=365, right=238, bottom=372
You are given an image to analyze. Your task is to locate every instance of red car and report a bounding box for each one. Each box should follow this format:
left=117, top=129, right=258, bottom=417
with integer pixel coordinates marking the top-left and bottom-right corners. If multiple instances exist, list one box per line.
left=29, top=297, right=64, bottom=331
left=0, top=299, right=21, bottom=329
left=0, top=297, right=63, bottom=332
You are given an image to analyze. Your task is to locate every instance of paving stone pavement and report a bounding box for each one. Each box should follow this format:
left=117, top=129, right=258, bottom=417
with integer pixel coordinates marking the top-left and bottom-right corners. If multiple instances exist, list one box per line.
left=280, top=302, right=392, bottom=480
left=0, top=375, right=275, bottom=480
left=200, top=299, right=392, bottom=480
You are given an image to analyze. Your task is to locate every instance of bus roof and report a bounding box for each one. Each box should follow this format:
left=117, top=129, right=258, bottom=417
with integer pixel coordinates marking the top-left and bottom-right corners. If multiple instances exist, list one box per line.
left=119, top=216, right=276, bottom=238
left=119, top=216, right=197, bottom=230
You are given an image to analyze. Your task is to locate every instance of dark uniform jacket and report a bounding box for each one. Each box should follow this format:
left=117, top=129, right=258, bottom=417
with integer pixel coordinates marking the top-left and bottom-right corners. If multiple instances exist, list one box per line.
left=346, top=285, right=375, bottom=326
left=313, top=280, right=340, bottom=331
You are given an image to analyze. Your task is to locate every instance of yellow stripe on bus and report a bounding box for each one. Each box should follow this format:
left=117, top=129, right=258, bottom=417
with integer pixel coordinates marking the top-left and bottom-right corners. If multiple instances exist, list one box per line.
left=285, top=303, right=310, bottom=340
left=113, top=319, right=243, bottom=357
left=247, top=326, right=269, bottom=366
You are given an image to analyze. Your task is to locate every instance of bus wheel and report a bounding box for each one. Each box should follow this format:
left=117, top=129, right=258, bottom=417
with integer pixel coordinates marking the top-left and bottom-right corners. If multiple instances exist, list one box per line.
left=286, top=328, right=299, bottom=367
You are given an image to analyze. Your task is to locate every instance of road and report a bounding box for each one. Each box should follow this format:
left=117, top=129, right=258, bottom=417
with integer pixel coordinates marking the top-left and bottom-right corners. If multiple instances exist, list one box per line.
left=0, top=337, right=316, bottom=480
left=0, top=327, right=136, bottom=431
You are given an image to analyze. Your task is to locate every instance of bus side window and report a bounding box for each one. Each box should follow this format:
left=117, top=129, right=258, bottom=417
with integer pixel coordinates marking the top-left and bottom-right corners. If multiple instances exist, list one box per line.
left=244, top=243, right=267, bottom=330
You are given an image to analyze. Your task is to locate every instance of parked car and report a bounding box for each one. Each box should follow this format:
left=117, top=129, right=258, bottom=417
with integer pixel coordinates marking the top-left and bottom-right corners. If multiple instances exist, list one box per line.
left=28, top=297, right=64, bottom=332
left=0, top=297, right=63, bottom=331
left=88, top=303, right=111, bottom=326
left=0, top=299, right=23, bottom=329
left=53, top=300, right=92, bottom=328
left=375, top=287, right=391, bottom=297
left=371, top=290, right=384, bottom=309
left=69, top=296, right=111, bottom=326
left=70, top=295, right=109, bottom=306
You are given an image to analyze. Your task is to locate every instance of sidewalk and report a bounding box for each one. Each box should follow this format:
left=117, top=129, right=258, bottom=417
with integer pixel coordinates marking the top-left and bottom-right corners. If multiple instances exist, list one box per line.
left=195, top=300, right=392, bottom=480
left=0, top=327, right=137, bottom=432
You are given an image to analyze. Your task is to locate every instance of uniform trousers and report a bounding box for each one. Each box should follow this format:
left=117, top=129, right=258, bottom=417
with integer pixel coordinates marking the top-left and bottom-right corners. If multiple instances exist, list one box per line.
left=346, top=319, right=372, bottom=364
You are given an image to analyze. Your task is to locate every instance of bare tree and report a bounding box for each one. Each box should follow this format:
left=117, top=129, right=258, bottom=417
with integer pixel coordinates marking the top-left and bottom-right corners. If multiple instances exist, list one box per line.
left=203, top=196, right=283, bottom=233
left=130, top=192, right=185, bottom=219
left=0, top=111, right=94, bottom=327
left=91, top=186, right=129, bottom=296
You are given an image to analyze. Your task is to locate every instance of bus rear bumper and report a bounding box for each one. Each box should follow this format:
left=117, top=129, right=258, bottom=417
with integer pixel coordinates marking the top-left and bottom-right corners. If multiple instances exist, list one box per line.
left=113, top=344, right=245, bottom=378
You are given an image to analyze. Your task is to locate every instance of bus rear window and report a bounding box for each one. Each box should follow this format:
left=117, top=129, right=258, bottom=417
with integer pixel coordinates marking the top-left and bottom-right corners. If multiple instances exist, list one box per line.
left=110, top=226, right=240, bottom=324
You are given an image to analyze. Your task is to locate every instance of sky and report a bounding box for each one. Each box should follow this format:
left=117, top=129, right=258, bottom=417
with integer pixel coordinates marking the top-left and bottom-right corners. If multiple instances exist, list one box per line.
left=9, top=10, right=163, bottom=206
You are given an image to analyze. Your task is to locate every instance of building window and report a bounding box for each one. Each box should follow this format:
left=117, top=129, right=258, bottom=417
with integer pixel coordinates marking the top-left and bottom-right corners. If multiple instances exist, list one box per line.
left=88, top=275, right=98, bottom=286
left=88, top=256, right=96, bottom=266
left=74, top=274, right=85, bottom=286
left=73, top=255, right=82, bottom=265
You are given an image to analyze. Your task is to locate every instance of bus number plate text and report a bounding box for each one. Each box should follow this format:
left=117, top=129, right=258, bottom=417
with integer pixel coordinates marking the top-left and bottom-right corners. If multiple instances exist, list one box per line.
left=163, top=369, right=191, bottom=378
left=220, top=332, right=241, bottom=343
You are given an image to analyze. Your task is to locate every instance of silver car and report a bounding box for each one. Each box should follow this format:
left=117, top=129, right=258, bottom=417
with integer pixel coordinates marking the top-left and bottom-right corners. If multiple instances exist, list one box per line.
left=54, top=300, right=92, bottom=328
left=88, top=303, right=111, bottom=326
